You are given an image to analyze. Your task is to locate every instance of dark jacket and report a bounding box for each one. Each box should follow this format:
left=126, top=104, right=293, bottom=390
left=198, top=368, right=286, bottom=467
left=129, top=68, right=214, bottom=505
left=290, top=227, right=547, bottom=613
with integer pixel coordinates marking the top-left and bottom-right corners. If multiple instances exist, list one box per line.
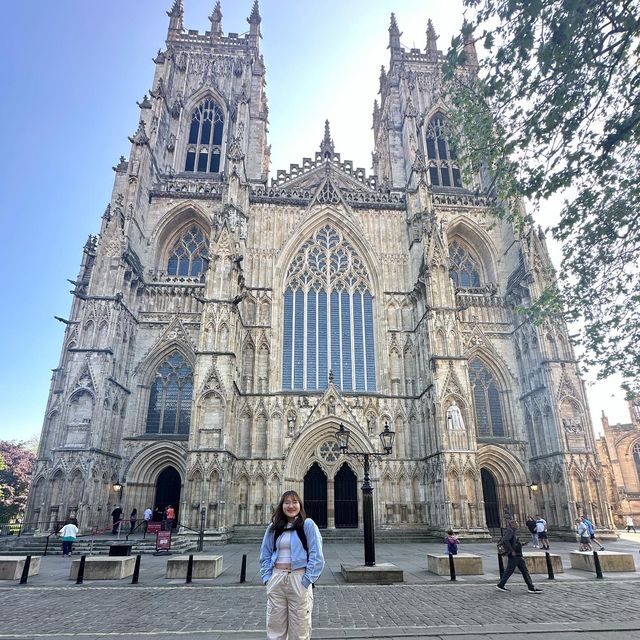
left=500, top=526, right=523, bottom=556
left=526, top=518, right=537, bottom=533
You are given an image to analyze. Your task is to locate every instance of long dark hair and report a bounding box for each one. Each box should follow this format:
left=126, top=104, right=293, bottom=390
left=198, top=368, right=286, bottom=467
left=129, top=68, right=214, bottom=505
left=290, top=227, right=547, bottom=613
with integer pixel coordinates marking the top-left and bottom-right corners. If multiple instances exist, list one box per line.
left=271, top=490, right=307, bottom=531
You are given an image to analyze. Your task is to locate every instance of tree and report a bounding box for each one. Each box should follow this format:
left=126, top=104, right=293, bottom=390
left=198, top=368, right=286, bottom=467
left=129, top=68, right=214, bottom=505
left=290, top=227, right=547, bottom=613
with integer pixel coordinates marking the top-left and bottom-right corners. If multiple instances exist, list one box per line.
left=0, top=441, right=36, bottom=522
left=445, top=0, right=640, bottom=396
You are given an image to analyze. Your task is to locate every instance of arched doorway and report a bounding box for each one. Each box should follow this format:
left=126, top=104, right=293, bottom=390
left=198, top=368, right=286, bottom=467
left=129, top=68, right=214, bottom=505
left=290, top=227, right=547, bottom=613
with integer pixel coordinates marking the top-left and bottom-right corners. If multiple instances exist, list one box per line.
left=334, top=463, right=358, bottom=528
left=304, top=463, right=327, bottom=528
left=481, top=468, right=500, bottom=528
left=155, top=466, right=182, bottom=527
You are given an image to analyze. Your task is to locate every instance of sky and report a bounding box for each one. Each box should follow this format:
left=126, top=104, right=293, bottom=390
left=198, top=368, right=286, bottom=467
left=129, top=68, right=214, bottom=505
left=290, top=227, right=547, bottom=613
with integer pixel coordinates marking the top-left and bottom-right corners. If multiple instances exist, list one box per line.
left=0, top=0, right=631, bottom=443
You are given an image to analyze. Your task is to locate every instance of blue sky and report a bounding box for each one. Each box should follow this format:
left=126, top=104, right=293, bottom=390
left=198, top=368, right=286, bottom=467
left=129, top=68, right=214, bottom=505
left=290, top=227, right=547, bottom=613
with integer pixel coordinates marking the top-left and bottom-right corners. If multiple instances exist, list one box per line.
left=0, top=1, right=630, bottom=443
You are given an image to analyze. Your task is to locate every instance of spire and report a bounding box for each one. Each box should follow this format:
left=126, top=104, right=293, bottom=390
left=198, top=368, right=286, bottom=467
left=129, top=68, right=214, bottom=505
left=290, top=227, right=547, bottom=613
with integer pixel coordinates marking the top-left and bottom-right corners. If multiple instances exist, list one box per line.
left=166, top=0, right=184, bottom=40
left=462, top=22, right=479, bottom=71
left=379, top=65, right=387, bottom=94
left=388, top=13, right=401, bottom=52
left=209, top=1, right=223, bottom=41
left=320, top=120, right=335, bottom=160
left=426, top=19, right=439, bottom=60
left=247, top=1, right=261, bottom=50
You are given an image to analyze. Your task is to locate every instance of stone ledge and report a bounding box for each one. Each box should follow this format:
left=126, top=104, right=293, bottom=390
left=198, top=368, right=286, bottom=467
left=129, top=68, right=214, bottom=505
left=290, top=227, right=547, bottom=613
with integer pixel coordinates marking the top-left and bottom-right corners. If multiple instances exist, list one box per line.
left=522, top=551, right=564, bottom=573
left=570, top=550, right=636, bottom=573
left=0, top=555, right=41, bottom=580
left=166, top=554, right=223, bottom=579
left=341, top=563, right=404, bottom=583
left=69, top=556, right=136, bottom=580
left=427, top=553, right=483, bottom=575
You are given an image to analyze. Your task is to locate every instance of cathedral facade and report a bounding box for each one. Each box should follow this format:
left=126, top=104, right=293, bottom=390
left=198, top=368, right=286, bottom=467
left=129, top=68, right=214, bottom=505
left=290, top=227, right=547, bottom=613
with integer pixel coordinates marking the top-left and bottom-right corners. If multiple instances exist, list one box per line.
left=26, top=2, right=612, bottom=537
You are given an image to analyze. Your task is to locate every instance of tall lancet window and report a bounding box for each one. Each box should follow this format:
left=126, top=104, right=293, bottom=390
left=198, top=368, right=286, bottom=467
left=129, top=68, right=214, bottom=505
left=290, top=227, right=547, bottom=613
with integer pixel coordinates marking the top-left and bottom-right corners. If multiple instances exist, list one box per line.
left=167, top=225, right=209, bottom=277
left=634, top=442, right=640, bottom=482
left=146, top=351, right=193, bottom=435
left=449, top=239, right=481, bottom=287
left=282, top=225, right=376, bottom=392
left=184, top=99, right=224, bottom=173
left=469, top=357, right=505, bottom=437
left=426, top=113, right=462, bottom=188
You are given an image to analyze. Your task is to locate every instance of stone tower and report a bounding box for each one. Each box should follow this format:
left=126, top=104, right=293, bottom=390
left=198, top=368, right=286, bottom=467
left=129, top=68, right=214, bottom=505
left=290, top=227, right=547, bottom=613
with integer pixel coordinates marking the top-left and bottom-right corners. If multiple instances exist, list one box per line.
left=26, top=4, right=612, bottom=538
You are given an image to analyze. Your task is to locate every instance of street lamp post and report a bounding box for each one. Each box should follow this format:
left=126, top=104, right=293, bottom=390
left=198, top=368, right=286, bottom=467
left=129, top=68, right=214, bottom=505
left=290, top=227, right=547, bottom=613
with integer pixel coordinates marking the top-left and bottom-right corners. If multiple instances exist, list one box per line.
left=334, top=422, right=395, bottom=567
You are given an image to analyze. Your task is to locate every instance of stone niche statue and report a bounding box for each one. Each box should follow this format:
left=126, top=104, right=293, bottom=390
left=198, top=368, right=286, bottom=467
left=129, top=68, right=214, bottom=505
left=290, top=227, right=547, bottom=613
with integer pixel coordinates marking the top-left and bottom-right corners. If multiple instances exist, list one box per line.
left=446, top=400, right=465, bottom=430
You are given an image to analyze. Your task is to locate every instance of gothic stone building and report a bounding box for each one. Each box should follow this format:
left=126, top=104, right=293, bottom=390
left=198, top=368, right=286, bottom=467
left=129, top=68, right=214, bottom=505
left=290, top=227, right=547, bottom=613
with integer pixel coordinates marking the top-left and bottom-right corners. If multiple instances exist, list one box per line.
left=596, top=401, right=640, bottom=527
left=26, top=2, right=612, bottom=536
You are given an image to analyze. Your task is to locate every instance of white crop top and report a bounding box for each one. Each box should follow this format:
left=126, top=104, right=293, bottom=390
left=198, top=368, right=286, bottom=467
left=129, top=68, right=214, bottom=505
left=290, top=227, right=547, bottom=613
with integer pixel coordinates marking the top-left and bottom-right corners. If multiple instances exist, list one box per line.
left=275, top=529, right=293, bottom=564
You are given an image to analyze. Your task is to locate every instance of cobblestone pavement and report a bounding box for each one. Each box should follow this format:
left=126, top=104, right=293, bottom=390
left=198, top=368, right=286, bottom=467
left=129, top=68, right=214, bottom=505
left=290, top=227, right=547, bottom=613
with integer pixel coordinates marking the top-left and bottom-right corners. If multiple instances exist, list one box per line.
left=1, top=537, right=639, bottom=639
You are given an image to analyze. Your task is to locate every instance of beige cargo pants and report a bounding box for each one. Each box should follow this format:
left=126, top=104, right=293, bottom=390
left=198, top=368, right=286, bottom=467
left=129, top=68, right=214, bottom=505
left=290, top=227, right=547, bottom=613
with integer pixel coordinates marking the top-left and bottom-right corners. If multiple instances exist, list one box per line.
left=266, top=568, right=313, bottom=640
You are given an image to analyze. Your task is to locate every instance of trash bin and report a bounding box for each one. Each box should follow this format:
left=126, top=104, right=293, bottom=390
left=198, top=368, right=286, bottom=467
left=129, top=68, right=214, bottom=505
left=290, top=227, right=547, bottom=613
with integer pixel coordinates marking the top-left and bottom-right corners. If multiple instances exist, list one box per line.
left=109, top=543, right=133, bottom=556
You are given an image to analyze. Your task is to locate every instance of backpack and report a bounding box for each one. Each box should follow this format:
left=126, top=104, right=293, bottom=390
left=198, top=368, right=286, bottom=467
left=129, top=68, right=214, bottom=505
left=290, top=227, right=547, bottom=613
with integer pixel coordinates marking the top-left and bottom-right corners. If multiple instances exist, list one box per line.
left=497, top=541, right=508, bottom=556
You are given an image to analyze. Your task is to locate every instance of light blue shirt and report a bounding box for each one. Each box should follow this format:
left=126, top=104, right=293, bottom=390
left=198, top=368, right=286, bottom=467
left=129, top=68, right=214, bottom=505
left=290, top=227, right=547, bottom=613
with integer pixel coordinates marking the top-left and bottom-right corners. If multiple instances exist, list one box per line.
left=259, top=518, right=325, bottom=588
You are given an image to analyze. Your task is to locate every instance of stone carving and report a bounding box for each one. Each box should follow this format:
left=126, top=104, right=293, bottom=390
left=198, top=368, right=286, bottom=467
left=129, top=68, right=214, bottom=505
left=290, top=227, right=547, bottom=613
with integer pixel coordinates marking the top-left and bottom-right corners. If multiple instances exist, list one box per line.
left=446, top=401, right=465, bottom=430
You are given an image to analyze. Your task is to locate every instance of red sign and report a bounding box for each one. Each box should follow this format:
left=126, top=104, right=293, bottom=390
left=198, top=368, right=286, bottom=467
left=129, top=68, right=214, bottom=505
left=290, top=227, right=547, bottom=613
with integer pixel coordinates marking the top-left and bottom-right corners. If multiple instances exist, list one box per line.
left=156, top=531, right=171, bottom=552
left=147, top=522, right=162, bottom=534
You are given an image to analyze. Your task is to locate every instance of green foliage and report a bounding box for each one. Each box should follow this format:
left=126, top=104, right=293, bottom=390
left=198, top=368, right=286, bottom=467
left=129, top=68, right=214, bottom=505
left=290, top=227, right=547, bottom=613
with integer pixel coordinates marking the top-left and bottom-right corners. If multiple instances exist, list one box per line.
left=0, top=441, right=36, bottom=522
left=445, top=0, right=640, bottom=395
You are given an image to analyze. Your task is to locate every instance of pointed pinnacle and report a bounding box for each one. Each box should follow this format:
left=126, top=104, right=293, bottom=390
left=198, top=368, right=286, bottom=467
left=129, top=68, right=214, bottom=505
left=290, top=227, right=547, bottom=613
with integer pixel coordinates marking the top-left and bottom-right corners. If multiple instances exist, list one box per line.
left=389, top=12, right=399, bottom=34
left=249, top=0, right=261, bottom=24
left=323, top=120, right=331, bottom=144
left=426, top=19, right=439, bottom=52
left=210, top=0, right=222, bottom=22
left=167, top=0, right=183, bottom=18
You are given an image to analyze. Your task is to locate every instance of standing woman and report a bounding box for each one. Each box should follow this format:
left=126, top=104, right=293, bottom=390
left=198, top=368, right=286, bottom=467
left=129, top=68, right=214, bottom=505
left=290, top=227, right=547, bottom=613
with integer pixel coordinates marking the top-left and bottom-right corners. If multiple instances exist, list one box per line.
left=130, top=508, right=138, bottom=534
left=260, top=490, right=324, bottom=640
left=58, top=519, right=78, bottom=556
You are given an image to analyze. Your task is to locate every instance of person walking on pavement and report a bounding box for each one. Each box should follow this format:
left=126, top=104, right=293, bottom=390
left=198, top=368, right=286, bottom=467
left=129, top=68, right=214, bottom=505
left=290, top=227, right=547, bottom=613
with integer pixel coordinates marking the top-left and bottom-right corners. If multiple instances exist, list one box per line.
left=129, top=508, right=138, bottom=534
left=496, top=519, right=542, bottom=594
left=526, top=515, right=539, bottom=548
left=143, top=506, right=152, bottom=532
left=260, top=490, right=325, bottom=640
left=445, top=529, right=460, bottom=555
left=111, top=505, right=123, bottom=535
left=626, top=515, right=637, bottom=533
left=582, top=514, right=605, bottom=550
left=576, top=517, right=592, bottom=551
left=58, top=519, right=78, bottom=556
left=535, top=515, right=550, bottom=549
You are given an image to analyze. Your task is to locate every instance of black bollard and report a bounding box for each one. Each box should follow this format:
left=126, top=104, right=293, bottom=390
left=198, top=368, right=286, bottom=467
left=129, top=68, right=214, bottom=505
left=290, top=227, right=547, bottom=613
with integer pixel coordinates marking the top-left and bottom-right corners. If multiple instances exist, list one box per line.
left=240, top=553, right=247, bottom=583
left=19, top=555, right=32, bottom=585
left=593, top=551, right=604, bottom=579
left=131, top=554, right=141, bottom=584
left=186, top=554, right=194, bottom=584
left=76, top=555, right=86, bottom=585
left=448, top=553, right=456, bottom=581
left=545, top=551, right=555, bottom=580
left=498, top=553, right=505, bottom=578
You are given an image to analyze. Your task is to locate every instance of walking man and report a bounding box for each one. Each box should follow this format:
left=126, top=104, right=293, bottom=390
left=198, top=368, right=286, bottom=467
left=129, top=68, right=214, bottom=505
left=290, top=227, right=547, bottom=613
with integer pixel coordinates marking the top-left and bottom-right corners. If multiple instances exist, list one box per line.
left=496, top=519, right=542, bottom=594
left=626, top=515, right=637, bottom=533
left=111, top=505, right=123, bottom=535
left=535, top=515, right=550, bottom=550
left=582, top=514, right=605, bottom=550
left=143, top=506, right=152, bottom=533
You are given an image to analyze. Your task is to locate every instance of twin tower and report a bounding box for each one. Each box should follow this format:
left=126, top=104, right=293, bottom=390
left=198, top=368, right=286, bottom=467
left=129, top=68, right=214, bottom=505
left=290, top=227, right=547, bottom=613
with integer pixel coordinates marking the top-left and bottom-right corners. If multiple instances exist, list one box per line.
left=26, top=1, right=610, bottom=537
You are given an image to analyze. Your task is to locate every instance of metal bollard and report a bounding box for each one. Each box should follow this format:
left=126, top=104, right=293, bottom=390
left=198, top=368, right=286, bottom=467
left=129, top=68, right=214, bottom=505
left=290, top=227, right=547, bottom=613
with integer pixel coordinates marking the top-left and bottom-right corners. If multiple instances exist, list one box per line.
left=19, top=555, right=32, bottom=585
left=497, top=553, right=505, bottom=578
left=240, top=554, right=247, bottom=583
left=448, top=553, right=456, bottom=581
left=593, top=551, right=604, bottom=579
left=131, top=554, right=141, bottom=584
left=186, top=554, right=194, bottom=584
left=76, top=555, right=86, bottom=585
left=545, top=551, right=555, bottom=580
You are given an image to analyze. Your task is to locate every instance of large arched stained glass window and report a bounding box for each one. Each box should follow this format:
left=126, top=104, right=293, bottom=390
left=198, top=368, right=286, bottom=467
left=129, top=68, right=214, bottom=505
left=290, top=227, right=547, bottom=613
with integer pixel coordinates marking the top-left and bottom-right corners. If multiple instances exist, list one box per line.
left=283, top=225, right=376, bottom=392
left=184, top=99, right=224, bottom=173
left=634, top=442, right=640, bottom=482
left=426, top=113, right=462, bottom=188
left=146, top=351, right=193, bottom=435
left=167, top=225, right=209, bottom=277
left=469, top=357, right=505, bottom=437
left=449, top=239, right=481, bottom=287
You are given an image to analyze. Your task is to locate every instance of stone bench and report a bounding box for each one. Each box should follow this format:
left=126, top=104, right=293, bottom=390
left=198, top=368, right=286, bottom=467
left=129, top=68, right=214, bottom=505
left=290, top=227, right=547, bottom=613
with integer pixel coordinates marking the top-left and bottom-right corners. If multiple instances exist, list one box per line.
left=427, top=553, right=483, bottom=576
left=341, top=563, right=404, bottom=583
left=522, top=552, right=564, bottom=573
left=570, top=550, right=636, bottom=573
left=69, top=556, right=136, bottom=580
left=0, top=556, right=41, bottom=580
left=166, top=555, right=223, bottom=579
